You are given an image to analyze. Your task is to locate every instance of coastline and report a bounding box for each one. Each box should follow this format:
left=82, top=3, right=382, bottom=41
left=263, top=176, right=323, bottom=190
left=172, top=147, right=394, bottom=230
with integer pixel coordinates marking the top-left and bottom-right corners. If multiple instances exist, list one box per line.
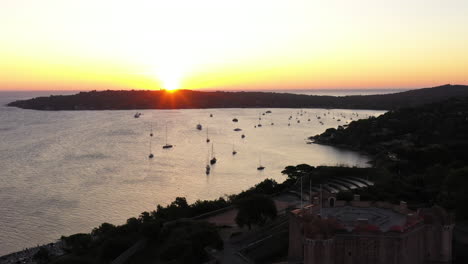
left=7, top=85, right=468, bottom=111
left=0, top=241, right=64, bottom=264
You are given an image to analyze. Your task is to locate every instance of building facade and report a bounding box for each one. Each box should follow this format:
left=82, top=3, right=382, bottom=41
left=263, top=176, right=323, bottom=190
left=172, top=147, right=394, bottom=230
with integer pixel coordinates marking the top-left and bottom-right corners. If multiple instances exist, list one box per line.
left=288, top=194, right=454, bottom=264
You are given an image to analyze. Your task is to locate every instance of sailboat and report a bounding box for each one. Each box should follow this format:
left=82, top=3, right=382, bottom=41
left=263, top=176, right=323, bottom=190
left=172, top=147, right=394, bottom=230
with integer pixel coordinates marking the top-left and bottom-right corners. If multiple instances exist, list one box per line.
left=206, top=128, right=210, bottom=143
left=210, top=143, right=217, bottom=165
left=205, top=152, right=211, bottom=174
left=232, top=144, right=237, bottom=155
left=148, top=138, right=154, bottom=159
left=257, top=156, right=265, bottom=170
left=162, top=124, right=173, bottom=149
left=196, top=123, right=202, bottom=130
left=150, top=123, right=153, bottom=137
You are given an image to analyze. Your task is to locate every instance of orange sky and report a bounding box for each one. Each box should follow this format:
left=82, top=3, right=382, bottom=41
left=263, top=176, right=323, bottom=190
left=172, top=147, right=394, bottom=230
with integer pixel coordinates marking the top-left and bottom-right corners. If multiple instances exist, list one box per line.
left=1, top=0, right=467, bottom=91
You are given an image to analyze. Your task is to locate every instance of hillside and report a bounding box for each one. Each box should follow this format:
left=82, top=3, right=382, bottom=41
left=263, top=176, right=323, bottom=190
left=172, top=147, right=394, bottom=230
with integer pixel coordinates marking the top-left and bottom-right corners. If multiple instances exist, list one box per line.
left=7, top=84, right=468, bottom=111
left=313, top=96, right=468, bottom=219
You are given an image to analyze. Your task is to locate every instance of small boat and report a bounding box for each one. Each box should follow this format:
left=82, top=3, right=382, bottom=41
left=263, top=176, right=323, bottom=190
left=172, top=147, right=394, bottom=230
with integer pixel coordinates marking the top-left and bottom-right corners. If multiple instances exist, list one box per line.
left=297, top=120, right=300, bottom=123
left=134, top=112, right=141, bottom=118
left=162, top=124, right=173, bottom=149
left=205, top=151, right=211, bottom=174
left=288, top=123, right=291, bottom=126
left=232, top=144, right=237, bottom=155
left=266, top=110, right=272, bottom=114
left=271, top=122, right=274, bottom=125
left=241, top=134, right=245, bottom=139
left=233, top=128, right=242, bottom=131
left=210, top=143, right=217, bottom=165
left=257, top=124, right=262, bottom=127
left=257, top=157, right=265, bottom=170
left=148, top=137, right=154, bottom=158
left=196, top=123, right=202, bottom=130
left=206, top=128, right=210, bottom=143
left=232, top=118, right=238, bottom=122
left=150, top=123, right=153, bottom=137
left=308, top=119, right=311, bottom=122
left=210, top=114, right=213, bottom=117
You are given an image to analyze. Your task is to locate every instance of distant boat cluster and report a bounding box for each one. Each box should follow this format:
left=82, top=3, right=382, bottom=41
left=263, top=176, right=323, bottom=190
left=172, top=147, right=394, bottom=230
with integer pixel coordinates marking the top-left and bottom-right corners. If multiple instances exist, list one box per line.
left=136, top=110, right=372, bottom=174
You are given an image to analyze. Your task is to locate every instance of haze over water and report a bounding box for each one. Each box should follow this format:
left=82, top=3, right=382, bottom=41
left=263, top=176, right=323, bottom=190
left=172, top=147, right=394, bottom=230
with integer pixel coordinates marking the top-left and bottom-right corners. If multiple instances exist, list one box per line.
left=0, top=91, right=385, bottom=255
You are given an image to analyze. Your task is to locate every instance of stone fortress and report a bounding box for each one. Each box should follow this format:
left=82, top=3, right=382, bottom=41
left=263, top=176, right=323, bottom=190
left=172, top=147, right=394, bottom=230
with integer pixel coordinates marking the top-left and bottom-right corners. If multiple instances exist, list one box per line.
left=288, top=193, right=454, bottom=264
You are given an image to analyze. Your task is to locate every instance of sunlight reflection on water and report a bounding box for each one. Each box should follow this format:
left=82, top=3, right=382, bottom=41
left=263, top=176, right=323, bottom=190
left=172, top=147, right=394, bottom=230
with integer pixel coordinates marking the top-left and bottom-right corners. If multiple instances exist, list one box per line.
left=0, top=93, right=385, bottom=255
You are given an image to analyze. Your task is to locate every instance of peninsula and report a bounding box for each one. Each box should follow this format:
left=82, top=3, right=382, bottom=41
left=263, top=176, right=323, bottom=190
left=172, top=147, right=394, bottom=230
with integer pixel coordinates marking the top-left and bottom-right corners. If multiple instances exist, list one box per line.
left=7, top=84, right=468, bottom=111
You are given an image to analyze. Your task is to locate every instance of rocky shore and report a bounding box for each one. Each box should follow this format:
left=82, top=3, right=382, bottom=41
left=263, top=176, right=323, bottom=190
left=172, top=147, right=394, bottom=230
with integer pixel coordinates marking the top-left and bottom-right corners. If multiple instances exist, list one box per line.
left=0, top=242, right=64, bottom=264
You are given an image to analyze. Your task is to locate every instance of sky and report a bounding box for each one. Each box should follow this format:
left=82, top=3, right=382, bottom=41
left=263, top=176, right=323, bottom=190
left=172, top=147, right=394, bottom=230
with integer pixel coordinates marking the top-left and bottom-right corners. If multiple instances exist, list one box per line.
left=1, top=0, right=468, bottom=91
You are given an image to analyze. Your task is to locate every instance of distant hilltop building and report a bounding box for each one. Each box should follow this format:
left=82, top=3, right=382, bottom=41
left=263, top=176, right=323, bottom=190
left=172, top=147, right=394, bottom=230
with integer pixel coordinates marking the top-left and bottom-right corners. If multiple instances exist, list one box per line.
left=288, top=193, right=454, bottom=264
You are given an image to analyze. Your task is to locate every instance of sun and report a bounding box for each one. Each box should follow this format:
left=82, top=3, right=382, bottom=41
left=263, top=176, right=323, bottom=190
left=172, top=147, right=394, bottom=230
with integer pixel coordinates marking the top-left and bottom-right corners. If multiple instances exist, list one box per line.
left=156, top=65, right=184, bottom=92
left=159, top=73, right=180, bottom=91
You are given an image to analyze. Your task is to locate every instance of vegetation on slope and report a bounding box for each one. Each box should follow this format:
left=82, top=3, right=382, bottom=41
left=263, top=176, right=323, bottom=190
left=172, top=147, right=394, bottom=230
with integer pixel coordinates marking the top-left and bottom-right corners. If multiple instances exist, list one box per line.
left=313, top=96, right=468, bottom=219
left=7, top=84, right=468, bottom=110
left=52, top=178, right=287, bottom=264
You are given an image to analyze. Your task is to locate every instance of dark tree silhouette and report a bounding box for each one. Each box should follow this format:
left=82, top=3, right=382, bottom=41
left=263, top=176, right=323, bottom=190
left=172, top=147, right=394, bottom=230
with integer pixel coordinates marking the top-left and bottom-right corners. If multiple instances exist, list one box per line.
left=7, top=84, right=468, bottom=111
left=235, top=194, right=277, bottom=230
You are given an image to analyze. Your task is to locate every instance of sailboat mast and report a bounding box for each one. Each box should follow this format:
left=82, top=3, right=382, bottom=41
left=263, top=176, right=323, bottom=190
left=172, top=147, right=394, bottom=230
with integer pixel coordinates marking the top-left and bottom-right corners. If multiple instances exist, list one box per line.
left=165, top=124, right=168, bottom=144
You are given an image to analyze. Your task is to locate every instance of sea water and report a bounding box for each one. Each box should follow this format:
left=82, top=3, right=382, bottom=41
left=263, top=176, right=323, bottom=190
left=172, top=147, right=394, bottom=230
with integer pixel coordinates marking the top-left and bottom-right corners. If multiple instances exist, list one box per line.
left=0, top=91, right=386, bottom=255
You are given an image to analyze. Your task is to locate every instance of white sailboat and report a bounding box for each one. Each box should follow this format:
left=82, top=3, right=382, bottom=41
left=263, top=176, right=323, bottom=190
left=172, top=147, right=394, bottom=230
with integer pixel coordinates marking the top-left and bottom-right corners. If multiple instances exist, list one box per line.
left=257, top=155, right=265, bottom=170
left=162, top=124, right=173, bottom=149
left=205, top=152, right=211, bottom=174
left=148, top=138, right=154, bottom=159
left=210, top=143, right=217, bottom=165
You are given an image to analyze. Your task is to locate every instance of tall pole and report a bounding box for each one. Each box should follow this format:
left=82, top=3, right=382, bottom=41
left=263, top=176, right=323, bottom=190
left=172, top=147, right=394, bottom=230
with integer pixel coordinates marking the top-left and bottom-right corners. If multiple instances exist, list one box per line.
left=320, top=184, right=323, bottom=218
left=309, top=177, right=312, bottom=205
left=300, top=176, right=303, bottom=209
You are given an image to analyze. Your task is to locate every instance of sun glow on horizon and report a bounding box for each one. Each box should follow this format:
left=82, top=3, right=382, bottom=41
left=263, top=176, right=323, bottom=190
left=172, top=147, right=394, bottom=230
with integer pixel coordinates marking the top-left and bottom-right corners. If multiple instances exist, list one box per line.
left=1, top=0, right=468, bottom=91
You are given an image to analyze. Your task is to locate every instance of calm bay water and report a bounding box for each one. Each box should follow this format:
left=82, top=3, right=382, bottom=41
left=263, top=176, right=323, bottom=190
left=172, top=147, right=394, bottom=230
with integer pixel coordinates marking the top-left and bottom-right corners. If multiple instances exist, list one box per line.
left=0, top=91, right=386, bottom=255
